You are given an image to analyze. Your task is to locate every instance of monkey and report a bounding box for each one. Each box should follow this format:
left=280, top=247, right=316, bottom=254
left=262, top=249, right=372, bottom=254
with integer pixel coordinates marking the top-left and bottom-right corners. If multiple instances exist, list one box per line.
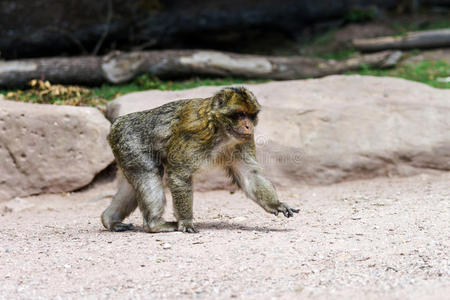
left=101, top=87, right=299, bottom=233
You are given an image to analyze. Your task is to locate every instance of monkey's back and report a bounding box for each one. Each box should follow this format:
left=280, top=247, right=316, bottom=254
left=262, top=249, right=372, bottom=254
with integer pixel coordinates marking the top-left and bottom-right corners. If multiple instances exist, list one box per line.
left=108, top=99, right=191, bottom=168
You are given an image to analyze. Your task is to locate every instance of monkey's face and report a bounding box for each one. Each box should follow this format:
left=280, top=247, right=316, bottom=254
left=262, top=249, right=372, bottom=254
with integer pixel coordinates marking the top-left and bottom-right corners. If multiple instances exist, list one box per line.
left=226, top=111, right=258, bottom=140
left=214, top=87, right=260, bottom=141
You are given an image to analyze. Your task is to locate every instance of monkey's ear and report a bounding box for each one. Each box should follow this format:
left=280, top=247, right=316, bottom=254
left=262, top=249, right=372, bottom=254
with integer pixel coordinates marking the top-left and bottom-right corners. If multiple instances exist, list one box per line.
left=214, top=87, right=235, bottom=108
left=214, top=90, right=227, bottom=107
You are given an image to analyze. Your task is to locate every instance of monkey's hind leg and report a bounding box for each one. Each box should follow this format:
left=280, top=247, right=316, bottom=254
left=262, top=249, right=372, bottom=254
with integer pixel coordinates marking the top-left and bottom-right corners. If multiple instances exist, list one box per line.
left=101, top=171, right=138, bottom=232
left=130, top=169, right=178, bottom=233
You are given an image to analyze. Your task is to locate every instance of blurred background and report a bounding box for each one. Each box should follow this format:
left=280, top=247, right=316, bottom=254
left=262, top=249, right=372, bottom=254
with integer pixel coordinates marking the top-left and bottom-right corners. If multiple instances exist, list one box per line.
left=0, top=0, right=449, bottom=104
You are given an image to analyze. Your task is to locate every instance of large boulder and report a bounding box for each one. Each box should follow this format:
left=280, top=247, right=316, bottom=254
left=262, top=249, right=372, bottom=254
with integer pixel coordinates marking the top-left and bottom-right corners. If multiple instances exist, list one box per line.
left=0, top=100, right=114, bottom=200
left=106, top=75, right=450, bottom=189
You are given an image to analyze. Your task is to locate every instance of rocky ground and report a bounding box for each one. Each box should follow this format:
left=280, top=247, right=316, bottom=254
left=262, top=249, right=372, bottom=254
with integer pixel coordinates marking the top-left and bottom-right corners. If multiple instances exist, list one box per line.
left=1, top=172, right=449, bottom=299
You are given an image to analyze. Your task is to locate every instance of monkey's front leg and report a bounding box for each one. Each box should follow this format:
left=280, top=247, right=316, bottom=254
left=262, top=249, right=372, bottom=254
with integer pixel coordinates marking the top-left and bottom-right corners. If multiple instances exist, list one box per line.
left=252, top=176, right=300, bottom=217
left=229, top=162, right=300, bottom=218
left=167, top=171, right=198, bottom=233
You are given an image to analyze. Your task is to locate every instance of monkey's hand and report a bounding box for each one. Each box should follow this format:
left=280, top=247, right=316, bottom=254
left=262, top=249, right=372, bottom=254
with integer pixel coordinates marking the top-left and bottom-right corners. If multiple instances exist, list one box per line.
left=178, top=220, right=199, bottom=233
left=266, top=202, right=300, bottom=218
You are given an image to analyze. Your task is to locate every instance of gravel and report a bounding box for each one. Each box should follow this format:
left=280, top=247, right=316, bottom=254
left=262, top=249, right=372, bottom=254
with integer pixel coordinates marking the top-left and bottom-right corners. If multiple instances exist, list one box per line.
left=0, top=173, right=449, bottom=299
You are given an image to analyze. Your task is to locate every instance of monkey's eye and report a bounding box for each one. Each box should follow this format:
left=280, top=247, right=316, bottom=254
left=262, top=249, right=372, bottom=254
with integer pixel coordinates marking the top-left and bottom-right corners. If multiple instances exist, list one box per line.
left=230, top=112, right=246, bottom=120
left=248, top=113, right=258, bottom=121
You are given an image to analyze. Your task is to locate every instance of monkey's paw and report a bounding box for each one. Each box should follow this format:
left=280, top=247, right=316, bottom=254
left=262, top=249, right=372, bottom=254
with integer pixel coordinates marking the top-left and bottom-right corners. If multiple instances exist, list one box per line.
left=272, top=202, right=300, bottom=218
left=111, top=222, right=134, bottom=232
left=178, top=220, right=199, bottom=233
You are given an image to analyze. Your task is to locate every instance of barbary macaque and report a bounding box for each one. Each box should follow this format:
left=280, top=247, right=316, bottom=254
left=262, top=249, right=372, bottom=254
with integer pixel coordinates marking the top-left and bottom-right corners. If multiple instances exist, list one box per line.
left=101, top=87, right=299, bottom=233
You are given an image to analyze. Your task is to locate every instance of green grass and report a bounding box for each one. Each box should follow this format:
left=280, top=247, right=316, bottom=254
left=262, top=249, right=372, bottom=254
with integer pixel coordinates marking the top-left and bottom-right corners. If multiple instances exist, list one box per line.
left=353, top=60, right=450, bottom=89
left=91, top=75, right=268, bottom=101
left=315, top=49, right=358, bottom=60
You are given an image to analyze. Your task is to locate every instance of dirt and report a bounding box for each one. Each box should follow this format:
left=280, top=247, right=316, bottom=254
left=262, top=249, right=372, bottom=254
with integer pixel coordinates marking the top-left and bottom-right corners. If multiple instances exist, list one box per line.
left=0, top=172, right=449, bottom=299
left=402, top=49, right=450, bottom=65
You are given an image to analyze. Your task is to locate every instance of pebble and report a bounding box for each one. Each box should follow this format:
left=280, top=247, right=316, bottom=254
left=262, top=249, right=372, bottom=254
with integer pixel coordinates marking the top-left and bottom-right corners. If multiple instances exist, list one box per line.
left=232, top=216, right=247, bottom=222
left=162, top=243, right=172, bottom=249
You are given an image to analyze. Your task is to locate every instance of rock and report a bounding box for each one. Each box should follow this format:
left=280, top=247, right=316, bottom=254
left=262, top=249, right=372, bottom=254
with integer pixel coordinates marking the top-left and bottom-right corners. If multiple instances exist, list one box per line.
left=162, top=243, right=172, bottom=250
left=0, top=100, right=113, bottom=200
left=106, top=75, right=450, bottom=188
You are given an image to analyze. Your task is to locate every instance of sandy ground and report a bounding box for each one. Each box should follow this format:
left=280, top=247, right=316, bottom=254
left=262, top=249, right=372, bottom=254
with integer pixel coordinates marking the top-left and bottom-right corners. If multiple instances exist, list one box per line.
left=0, top=172, right=449, bottom=300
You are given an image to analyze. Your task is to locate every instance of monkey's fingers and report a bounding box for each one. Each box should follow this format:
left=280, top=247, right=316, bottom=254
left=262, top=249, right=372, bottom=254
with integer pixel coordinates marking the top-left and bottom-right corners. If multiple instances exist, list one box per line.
left=187, top=227, right=199, bottom=233
left=288, top=207, right=300, bottom=217
left=180, top=225, right=199, bottom=233
left=111, top=222, right=134, bottom=232
left=276, top=203, right=300, bottom=218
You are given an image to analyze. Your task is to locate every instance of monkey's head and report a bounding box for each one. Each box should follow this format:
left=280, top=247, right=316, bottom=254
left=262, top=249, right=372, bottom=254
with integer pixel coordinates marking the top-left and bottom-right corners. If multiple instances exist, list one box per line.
left=212, top=87, right=261, bottom=141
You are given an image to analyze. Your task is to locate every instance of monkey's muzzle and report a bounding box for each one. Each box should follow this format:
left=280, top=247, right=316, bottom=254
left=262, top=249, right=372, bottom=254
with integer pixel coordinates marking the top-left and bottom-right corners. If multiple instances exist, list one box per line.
left=231, top=129, right=253, bottom=140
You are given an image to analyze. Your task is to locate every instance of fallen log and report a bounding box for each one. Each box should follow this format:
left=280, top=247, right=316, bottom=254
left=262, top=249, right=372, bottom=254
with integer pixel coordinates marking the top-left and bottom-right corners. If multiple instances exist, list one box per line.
left=0, top=49, right=402, bottom=88
left=352, top=29, right=450, bottom=52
